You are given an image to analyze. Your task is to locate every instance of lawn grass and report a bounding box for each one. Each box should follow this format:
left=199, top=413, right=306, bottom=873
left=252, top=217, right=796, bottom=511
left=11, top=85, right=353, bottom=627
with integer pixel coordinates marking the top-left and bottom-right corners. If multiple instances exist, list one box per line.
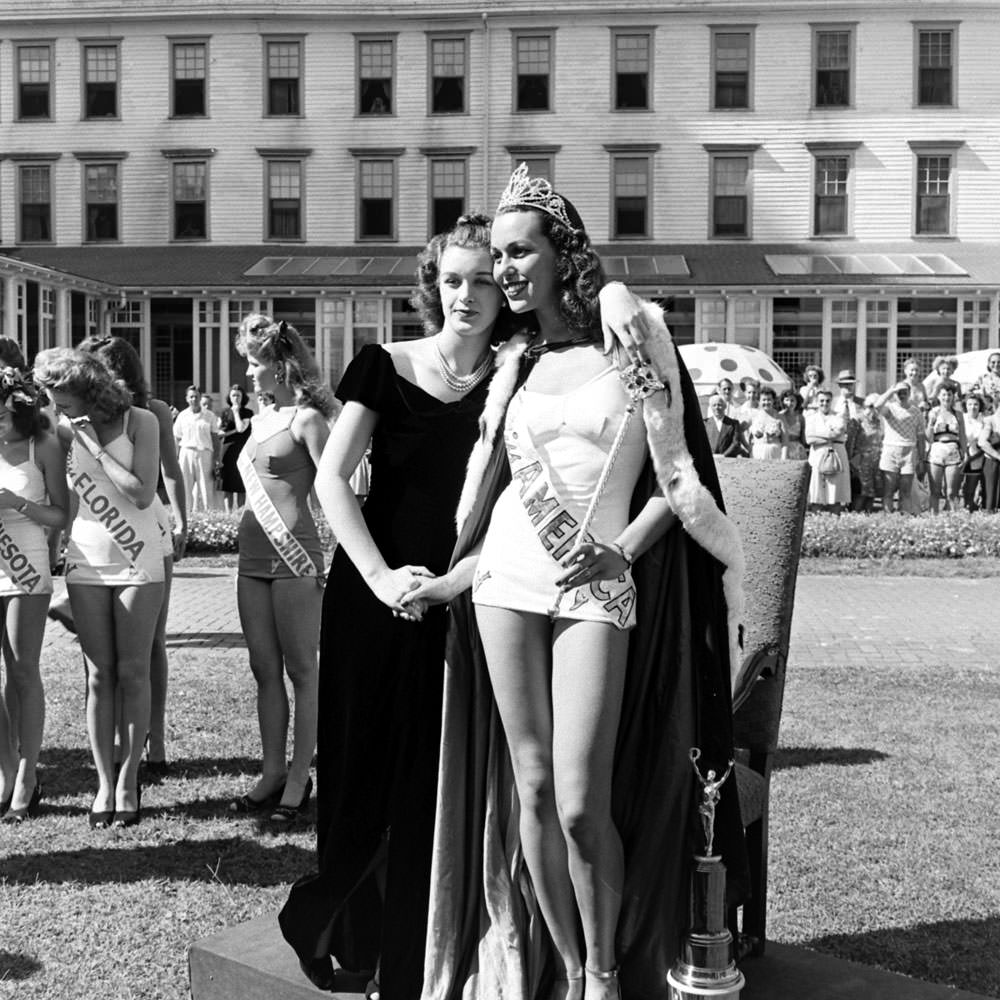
left=2, top=568, right=998, bottom=999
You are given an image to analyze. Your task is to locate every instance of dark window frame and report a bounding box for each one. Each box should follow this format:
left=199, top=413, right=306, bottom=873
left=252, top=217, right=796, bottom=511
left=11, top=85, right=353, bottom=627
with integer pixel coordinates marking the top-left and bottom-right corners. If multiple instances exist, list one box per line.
left=18, top=163, right=54, bottom=243
left=428, top=33, right=469, bottom=115
left=16, top=42, right=53, bottom=120
left=81, top=41, right=120, bottom=119
left=915, top=25, right=957, bottom=107
left=711, top=27, right=754, bottom=111
left=513, top=30, right=555, bottom=113
left=612, top=29, right=653, bottom=112
left=264, top=37, right=303, bottom=117
left=83, top=161, right=121, bottom=242
left=171, top=160, right=209, bottom=240
left=170, top=38, right=209, bottom=118
left=357, top=35, right=396, bottom=116
left=813, top=26, right=854, bottom=109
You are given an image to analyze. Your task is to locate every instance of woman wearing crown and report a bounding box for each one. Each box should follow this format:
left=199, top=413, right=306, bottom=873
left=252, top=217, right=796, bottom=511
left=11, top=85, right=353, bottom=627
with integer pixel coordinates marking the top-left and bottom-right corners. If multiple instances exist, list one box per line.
left=410, top=166, right=747, bottom=1000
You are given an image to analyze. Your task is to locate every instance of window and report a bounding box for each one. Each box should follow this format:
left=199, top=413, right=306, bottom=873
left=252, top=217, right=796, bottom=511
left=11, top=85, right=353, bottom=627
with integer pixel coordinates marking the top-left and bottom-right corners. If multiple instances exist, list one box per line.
left=83, top=43, right=118, bottom=118
left=17, top=44, right=52, bottom=119
left=172, top=41, right=207, bottom=116
left=514, top=32, right=553, bottom=112
left=712, top=29, right=752, bottom=109
left=612, top=155, right=650, bottom=238
left=814, top=28, right=852, bottom=107
left=915, top=154, right=951, bottom=235
left=266, top=40, right=301, bottom=116
left=507, top=149, right=558, bottom=184
left=429, top=36, right=466, bottom=114
left=358, top=38, right=394, bottom=115
left=710, top=154, right=750, bottom=237
left=916, top=27, right=955, bottom=106
left=429, top=159, right=466, bottom=234
left=19, top=165, right=52, bottom=242
left=613, top=31, right=651, bottom=110
left=266, top=160, right=303, bottom=239
left=173, top=161, right=208, bottom=239
left=85, top=163, right=119, bottom=241
left=359, top=159, right=395, bottom=239
left=814, top=155, right=849, bottom=236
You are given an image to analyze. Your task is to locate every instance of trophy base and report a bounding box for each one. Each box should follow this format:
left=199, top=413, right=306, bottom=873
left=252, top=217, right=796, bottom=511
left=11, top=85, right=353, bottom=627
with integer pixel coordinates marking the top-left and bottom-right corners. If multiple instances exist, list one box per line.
left=667, top=966, right=744, bottom=999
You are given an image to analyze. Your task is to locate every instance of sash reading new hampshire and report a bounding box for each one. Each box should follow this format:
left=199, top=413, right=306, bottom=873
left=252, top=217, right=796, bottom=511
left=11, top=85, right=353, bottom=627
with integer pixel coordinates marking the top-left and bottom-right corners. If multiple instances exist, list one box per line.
left=238, top=448, right=318, bottom=579
left=501, top=423, right=636, bottom=628
left=0, top=517, right=44, bottom=593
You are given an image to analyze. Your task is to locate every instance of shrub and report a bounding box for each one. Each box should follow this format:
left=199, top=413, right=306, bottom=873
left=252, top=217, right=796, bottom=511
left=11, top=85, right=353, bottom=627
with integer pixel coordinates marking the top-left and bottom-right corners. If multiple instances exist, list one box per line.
left=184, top=507, right=336, bottom=555
left=801, top=510, right=1000, bottom=559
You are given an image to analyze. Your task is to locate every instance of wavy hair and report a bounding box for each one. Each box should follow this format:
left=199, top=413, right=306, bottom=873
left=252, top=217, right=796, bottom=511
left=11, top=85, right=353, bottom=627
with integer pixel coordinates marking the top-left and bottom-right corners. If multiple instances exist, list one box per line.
left=79, top=336, right=150, bottom=409
left=780, top=389, right=801, bottom=412
left=0, top=366, right=46, bottom=439
left=931, top=354, right=958, bottom=372
left=235, top=315, right=334, bottom=418
left=803, top=364, right=824, bottom=383
left=0, top=337, right=26, bottom=370
left=496, top=202, right=606, bottom=338
left=33, top=347, right=132, bottom=423
left=227, top=383, right=250, bottom=408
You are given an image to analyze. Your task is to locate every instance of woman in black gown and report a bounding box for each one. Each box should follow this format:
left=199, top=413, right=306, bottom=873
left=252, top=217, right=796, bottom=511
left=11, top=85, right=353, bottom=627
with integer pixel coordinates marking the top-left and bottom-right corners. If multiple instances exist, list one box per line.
left=217, top=384, right=253, bottom=511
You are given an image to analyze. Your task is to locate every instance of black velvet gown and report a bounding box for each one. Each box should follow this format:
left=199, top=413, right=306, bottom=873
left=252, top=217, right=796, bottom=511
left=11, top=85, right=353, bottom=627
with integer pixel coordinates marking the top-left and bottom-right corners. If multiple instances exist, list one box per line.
left=280, top=344, right=490, bottom=1000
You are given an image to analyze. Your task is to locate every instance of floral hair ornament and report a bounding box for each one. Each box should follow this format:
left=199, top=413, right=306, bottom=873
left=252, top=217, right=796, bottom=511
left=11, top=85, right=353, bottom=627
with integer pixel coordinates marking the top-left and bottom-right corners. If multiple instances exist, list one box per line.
left=496, top=162, right=577, bottom=230
left=0, top=366, right=38, bottom=408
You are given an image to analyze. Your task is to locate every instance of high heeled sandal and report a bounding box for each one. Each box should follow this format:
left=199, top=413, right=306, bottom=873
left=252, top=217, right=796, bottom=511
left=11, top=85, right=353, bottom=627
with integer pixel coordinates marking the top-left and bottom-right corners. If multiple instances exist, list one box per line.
left=270, top=776, right=313, bottom=825
left=585, top=966, right=621, bottom=1000
left=229, top=781, right=285, bottom=813
left=3, top=783, right=42, bottom=823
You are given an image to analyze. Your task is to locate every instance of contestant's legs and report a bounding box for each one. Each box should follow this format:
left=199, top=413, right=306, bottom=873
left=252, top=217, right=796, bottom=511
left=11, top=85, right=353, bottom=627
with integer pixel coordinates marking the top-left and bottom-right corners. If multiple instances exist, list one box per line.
left=943, top=463, right=962, bottom=510
left=927, top=463, right=944, bottom=513
left=270, top=577, right=322, bottom=807
left=112, top=583, right=163, bottom=811
left=147, top=556, right=173, bottom=764
left=1, top=594, right=49, bottom=811
left=70, top=584, right=118, bottom=813
left=551, top=620, right=628, bottom=990
left=475, top=605, right=583, bottom=982
left=0, top=599, right=17, bottom=805
left=237, top=576, right=289, bottom=798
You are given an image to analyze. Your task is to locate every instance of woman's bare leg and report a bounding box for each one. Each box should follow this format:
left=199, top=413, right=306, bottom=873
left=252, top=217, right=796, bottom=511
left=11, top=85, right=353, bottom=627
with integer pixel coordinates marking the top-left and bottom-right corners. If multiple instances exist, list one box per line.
left=476, top=605, right=583, bottom=990
left=551, top=621, right=628, bottom=994
left=270, top=577, right=322, bottom=807
left=147, top=556, right=173, bottom=763
left=237, top=576, right=289, bottom=798
left=2, top=594, right=50, bottom=810
left=928, top=463, right=944, bottom=513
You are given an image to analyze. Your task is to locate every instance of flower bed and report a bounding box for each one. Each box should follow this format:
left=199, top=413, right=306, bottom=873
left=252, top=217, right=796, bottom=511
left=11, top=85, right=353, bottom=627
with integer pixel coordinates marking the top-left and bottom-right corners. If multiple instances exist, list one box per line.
left=802, top=510, right=1000, bottom=559
left=184, top=508, right=336, bottom=554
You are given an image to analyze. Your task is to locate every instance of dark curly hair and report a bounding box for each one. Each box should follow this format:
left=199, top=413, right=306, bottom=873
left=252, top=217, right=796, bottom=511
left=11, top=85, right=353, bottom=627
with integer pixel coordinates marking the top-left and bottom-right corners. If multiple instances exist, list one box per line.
left=79, top=336, right=150, bottom=409
left=495, top=202, right=606, bottom=339
left=33, top=347, right=132, bottom=423
left=236, top=315, right=335, bottom=418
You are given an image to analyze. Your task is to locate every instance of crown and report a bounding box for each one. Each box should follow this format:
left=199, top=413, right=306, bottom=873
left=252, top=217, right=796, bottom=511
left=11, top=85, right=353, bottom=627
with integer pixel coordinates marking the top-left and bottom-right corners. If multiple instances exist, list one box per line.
left=496, top=162, right=575, bottom=229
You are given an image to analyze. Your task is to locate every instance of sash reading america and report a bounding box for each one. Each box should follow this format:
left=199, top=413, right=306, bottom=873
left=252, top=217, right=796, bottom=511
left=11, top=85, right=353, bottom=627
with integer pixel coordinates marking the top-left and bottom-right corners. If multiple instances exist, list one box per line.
left=503, top=425, right=636, bottom=628
left=238, top=448, right=318, bottom=579
left=0, top=516, right=44, bottom=593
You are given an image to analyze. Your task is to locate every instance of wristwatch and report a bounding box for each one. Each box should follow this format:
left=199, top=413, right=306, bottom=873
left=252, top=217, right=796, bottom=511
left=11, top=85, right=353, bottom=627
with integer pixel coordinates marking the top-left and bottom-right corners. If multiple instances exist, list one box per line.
left=14, top=498, right=28, bottom=513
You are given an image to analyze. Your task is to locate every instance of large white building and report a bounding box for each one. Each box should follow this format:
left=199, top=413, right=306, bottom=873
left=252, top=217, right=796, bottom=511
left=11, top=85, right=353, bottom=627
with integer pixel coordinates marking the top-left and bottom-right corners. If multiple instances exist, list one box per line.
left=1, top=0, right=999, bottom=404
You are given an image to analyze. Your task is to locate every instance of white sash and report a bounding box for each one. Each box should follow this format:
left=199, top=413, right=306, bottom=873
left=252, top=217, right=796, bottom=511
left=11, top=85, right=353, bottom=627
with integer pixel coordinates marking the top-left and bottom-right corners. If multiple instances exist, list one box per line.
left=69, top=457, right=151, bottom=583
left=0, top=517, right=45, bottom=593
left=238, top=446, right=318, bottom=580
left=503, top=412, right=636, bottom=628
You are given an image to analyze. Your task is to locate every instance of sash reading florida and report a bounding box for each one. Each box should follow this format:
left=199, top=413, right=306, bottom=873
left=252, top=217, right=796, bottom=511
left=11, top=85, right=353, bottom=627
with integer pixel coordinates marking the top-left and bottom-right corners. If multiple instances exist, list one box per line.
left=71, top=469, right=146, bottom=562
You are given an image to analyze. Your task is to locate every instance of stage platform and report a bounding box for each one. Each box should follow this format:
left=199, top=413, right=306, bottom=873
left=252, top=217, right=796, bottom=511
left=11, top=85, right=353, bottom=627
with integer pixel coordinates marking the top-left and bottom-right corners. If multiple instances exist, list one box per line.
left=189, top=913, right=994, bottom=1000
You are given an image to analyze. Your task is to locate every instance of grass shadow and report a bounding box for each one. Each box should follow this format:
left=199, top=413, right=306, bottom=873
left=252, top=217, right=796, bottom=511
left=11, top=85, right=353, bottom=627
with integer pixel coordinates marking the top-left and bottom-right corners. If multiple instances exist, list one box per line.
left=0, top=950, right=44, bottom=981
left=772, top=747, right=890, bottom=770
left=38, top=751, right=267, bottom=785
left=806, top=917, right=1000, bottom=997
left=2, top=837, right=315, bottom=888
left=166, top=631, right=245, bottom=648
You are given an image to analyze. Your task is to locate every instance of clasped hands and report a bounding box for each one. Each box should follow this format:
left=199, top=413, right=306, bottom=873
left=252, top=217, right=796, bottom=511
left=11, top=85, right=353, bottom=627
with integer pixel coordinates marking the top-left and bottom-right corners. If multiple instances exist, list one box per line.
left=376, top=565, right=450, bottom=623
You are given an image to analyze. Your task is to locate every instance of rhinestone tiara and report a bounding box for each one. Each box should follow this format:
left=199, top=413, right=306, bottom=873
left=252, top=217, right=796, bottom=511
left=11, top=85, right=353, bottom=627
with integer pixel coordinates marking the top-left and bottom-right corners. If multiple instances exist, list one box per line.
left=496, top=162, right=574, bottom=229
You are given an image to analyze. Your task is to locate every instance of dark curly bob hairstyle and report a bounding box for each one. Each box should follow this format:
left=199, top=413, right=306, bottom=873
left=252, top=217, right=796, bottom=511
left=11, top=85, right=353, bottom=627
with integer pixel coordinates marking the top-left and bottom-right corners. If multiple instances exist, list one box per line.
left=33, top=347, right=132, bottom=423
left=496, top=196, right=606, bottom=339
left=79, top=336, right=150, bottom=409
left=236, top=315, right=335, bottom=418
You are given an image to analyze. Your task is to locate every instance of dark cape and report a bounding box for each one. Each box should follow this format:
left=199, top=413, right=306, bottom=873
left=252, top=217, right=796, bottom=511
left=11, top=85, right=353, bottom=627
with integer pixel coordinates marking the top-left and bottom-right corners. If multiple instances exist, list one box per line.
left=421, top=315, right=748, bottom=1000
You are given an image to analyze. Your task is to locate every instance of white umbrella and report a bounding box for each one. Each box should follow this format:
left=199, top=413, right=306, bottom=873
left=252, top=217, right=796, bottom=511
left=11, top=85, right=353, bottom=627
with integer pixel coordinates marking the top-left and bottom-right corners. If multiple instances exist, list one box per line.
left=677, top=342, right=793, bottom=395
left=949, top=349, right=999, bottom=392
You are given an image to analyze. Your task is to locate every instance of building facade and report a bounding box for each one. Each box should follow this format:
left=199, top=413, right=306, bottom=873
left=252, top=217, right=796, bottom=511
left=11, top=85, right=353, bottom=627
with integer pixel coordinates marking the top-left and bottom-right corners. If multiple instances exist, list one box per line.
left=1, top=0, right=999, bottom=405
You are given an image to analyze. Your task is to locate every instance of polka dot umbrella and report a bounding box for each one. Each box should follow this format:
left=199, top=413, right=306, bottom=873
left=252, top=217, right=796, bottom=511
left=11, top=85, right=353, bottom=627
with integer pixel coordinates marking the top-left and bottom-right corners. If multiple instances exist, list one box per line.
left=677, top=341, right=793, bottom=397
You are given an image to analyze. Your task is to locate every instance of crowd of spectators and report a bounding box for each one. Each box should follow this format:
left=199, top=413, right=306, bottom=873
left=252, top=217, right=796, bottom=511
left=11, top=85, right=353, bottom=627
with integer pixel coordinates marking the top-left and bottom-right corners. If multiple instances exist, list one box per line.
left=704, top=351, right=1000, bottom=515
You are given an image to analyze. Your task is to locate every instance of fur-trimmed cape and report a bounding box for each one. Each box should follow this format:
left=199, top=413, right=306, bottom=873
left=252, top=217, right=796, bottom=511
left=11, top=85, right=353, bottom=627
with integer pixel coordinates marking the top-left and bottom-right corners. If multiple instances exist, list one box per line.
left=422, top=304, right=749, bottom=1000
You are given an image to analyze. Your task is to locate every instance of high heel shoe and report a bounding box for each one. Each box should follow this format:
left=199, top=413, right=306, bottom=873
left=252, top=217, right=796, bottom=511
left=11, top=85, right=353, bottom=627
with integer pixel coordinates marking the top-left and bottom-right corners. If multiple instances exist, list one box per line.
left=3, top=784, right=42, bottom=823
left=229, top=780, right=285, bottom=813
left=585, top=966, right=621, bottom=1000
left=269, top=776, right=313, bottom=826
left=112, top=784, right=142, bottom=828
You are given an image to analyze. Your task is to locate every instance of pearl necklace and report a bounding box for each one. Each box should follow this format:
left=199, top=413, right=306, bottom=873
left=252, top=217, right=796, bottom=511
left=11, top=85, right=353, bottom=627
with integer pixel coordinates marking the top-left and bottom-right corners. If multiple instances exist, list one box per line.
left=434, top=342, right=493, bottom=393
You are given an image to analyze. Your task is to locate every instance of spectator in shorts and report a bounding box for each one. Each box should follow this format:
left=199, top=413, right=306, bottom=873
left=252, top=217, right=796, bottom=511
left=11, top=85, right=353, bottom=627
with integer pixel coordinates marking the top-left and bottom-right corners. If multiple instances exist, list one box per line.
left=850, top=393, right=883, bottom=512
left=874, top=381, right=925, bottom=513
left=962, top=393, right=986, bottom=510
left=925, top=383, right=966, bottom=513
left=977, top=408, right=1000, bottom=512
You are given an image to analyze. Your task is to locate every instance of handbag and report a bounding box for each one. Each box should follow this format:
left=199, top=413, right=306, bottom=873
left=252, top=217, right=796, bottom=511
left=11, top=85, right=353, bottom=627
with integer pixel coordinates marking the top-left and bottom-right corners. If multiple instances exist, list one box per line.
left=818, top=445, right=842, bottom=477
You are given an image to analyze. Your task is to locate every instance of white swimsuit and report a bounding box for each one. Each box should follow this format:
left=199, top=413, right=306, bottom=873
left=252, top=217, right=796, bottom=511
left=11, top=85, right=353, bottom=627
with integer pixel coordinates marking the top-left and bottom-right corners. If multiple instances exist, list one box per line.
left=473, top=364, right=648, bottom=630
left=0, top=439, right=52, bottom=597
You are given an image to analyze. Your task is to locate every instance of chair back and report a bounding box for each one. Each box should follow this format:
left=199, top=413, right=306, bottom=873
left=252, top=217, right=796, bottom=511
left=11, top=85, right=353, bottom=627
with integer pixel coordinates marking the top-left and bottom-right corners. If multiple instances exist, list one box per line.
left=715, top=458, right=810, bottom=753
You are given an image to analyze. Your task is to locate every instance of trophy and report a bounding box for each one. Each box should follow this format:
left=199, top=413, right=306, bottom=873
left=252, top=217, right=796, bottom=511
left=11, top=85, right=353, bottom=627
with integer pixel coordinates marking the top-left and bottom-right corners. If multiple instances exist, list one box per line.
left=666, top=749, right=745, bottom=1000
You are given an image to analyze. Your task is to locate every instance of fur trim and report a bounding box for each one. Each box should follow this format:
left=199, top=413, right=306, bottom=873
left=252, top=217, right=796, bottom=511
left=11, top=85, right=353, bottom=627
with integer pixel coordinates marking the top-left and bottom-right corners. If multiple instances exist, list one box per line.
left=455, top=335, right=531, bottom=531
left=454, top=317, right=746, bottom=689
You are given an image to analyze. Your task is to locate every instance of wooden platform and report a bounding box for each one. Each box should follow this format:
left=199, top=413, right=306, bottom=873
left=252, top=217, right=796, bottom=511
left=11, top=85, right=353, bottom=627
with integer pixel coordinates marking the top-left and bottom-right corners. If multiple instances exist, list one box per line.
left=189, top=914, right=994, bottom=1000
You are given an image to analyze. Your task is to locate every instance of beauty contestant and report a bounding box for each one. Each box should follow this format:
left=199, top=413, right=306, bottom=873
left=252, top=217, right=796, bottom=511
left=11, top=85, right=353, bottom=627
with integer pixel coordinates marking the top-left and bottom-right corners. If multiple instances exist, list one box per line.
left=230, top=317, right=332, bottom=824
left=413, top=167, right=747, bottom=1000
left=0, top=368, right=68, bottom=822
left=34, top=348, right=164, bottom=828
